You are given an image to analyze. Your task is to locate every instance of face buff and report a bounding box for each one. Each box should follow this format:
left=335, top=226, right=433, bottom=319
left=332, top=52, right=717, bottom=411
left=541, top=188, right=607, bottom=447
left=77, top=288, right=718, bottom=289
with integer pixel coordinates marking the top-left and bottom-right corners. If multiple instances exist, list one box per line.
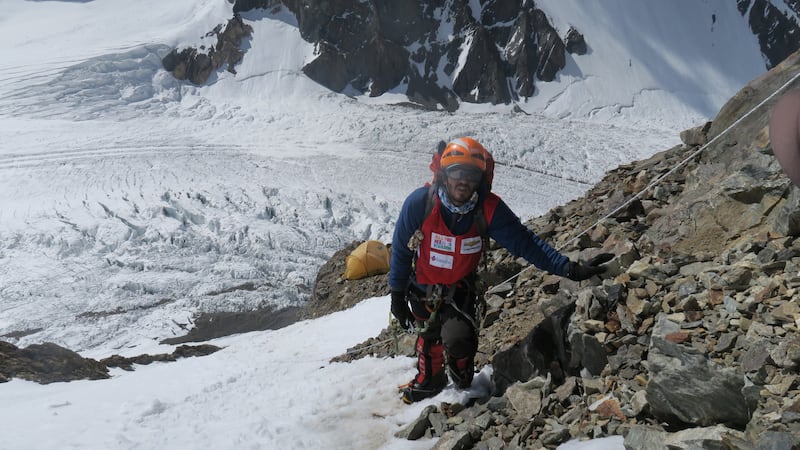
left=438, top=185, right=478, bottom=215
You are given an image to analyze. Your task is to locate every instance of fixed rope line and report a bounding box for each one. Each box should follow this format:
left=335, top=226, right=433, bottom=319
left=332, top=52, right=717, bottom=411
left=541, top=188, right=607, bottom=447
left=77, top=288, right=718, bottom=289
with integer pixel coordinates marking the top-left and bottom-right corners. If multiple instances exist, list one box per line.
left=342, top=337, right=396, bottom=355
left=487, top=70, right=800, bottom=295
left=258, top=336, right=398, bottom=365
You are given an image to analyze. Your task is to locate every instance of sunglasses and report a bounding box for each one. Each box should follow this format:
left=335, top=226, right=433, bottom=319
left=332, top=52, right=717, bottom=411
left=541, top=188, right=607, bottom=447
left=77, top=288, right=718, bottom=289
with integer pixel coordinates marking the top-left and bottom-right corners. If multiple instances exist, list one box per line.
left=445, top=166, right=483, bottom=183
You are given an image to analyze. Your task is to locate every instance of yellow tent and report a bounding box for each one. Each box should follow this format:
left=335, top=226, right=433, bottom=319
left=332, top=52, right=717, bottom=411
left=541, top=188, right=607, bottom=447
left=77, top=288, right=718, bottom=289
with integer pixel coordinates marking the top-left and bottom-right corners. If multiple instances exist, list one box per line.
left=344, top=240, right=390, bottom=280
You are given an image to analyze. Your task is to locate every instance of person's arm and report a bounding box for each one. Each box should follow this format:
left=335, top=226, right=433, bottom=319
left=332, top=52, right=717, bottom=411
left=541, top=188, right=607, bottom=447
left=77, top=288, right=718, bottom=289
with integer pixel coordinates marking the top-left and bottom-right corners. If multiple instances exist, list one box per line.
left=488, top=198, right=611, bottom=280
left=487, top=198, right=571, bottom=276
left=389, top=187, right=429, bottom=290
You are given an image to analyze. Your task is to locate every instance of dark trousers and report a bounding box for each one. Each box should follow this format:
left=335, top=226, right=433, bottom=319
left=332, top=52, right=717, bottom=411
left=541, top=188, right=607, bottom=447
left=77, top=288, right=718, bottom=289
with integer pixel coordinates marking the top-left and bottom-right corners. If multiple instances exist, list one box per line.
left=408, top=285, right=478, bottom=362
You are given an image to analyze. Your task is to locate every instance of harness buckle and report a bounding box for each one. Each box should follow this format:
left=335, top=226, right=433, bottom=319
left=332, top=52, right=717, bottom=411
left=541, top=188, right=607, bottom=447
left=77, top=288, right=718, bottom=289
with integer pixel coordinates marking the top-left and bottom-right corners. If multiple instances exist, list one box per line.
left=425, top=284, right=443, bottom=312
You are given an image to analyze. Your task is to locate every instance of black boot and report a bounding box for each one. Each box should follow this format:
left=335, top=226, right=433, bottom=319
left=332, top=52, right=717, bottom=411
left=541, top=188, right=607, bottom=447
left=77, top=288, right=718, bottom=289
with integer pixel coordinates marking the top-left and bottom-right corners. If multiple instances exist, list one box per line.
left=447, top=356, right=474, bottom=389
left=400, top=371, right=447, bottom=404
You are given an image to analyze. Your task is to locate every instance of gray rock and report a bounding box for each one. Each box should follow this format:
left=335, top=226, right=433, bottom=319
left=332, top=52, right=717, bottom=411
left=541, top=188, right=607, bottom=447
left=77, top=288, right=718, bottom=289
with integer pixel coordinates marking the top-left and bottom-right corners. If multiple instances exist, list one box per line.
left=505, top=383, right=542, bottom=418
left=431, top=430, right=474, bottom=450
left=741, top=339, right=775, bottom=372
left=568, top=331, right=608, bottom=376
left=646, top=316, right=753, bottom=427
left=626, top=424, right=745, bottom=450
left=396, top=405, right=436, bottom=440
left=769, top=336, right=800, bottom=369
left=564, top=26, right=587, bottom=55
left=754, top=431, right=799, bottom=450
left=680, top=122, right=711, bottom=146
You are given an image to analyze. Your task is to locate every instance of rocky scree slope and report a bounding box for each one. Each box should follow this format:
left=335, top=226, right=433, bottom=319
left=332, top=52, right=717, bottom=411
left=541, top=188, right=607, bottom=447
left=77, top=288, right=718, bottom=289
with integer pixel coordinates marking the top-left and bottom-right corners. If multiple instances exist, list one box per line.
left=319, top=51, right=800, bottom=449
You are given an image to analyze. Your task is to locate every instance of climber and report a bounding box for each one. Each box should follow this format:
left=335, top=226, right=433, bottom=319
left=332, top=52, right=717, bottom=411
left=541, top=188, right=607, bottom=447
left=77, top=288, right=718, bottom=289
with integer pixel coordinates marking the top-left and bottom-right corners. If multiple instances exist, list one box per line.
left=389, top=137, right=613, bottom=404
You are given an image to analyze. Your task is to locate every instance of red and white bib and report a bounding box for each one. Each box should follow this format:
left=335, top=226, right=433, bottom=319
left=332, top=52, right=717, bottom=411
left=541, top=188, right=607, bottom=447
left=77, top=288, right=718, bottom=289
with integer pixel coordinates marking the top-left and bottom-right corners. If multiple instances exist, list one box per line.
left=415, top=194, right=499, bottom=285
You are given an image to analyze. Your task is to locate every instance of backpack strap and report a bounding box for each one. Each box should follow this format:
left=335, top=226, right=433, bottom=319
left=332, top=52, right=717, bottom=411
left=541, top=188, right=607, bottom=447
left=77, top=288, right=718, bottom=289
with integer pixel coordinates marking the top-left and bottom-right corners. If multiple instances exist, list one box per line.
left=473, top=202, right=490, bottom=270
left=406, top=184, right=438, bottom=271
left=473, top=202, right=489, bottom=252
left=424, top=183, right=436, bottom=220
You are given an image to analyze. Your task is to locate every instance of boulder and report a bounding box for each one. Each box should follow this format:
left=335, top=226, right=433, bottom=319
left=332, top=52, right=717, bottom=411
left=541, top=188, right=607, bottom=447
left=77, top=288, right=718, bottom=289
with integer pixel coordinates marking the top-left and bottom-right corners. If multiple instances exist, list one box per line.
left=646, top=315, right=754, bottom=428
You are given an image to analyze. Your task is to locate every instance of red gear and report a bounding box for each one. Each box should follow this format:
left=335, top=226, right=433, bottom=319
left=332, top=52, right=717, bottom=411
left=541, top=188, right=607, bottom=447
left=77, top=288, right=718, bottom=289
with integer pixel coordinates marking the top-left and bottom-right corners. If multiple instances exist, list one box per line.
left=414, top=194, right=499, bottom=285
left=440, top=137, right=488, bottom=171
left=414, top=335, right=444, bottom=385
left=430, top=139, right=495, bottom=189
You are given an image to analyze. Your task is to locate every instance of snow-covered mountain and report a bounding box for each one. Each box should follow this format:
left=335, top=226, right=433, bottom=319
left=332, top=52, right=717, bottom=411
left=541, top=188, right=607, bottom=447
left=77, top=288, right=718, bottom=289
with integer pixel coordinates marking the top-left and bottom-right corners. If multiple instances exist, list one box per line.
left=174, top=0, right=799, bottom=120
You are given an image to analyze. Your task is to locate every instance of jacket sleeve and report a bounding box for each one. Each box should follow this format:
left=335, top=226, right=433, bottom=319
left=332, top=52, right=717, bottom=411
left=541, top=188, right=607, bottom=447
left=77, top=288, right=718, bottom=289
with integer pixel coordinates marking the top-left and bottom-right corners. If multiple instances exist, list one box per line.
left=389, top=187, right=430, bottom=291
left=488, top=198, right=571, bottom=277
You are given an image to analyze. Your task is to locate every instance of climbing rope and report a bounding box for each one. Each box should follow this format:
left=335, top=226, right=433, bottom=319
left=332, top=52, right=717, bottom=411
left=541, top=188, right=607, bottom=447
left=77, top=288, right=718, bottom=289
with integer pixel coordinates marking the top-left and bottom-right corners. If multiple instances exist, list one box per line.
left=487, top=70, right=800, bottom=295
left=344, top=336, right=397, bottom=356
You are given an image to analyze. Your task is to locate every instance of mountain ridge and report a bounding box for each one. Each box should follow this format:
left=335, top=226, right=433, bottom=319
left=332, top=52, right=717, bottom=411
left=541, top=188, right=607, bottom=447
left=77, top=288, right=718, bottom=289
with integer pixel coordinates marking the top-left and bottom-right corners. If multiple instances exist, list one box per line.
left=165, top=0, right=799, bottom=114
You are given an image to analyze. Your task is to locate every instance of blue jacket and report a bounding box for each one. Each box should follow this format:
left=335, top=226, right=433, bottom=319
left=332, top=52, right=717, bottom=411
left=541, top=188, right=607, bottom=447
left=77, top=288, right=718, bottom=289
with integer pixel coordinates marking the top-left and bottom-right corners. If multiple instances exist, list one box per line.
left=389, top=186, right=571, bottom=291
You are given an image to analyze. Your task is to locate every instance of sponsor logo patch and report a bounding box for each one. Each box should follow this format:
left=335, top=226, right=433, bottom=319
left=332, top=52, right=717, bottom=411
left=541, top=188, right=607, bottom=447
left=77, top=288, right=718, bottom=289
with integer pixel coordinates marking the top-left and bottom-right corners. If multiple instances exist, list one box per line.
left=460, top=236, right=482, bottom=255
left=429, top=251, right=454, bottom=269
left=431, top=232, right=455, bottom=252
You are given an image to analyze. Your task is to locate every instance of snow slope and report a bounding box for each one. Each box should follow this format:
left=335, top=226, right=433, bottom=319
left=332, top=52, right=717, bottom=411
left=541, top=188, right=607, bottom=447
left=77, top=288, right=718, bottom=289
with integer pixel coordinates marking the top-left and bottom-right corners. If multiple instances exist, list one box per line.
left=531, top=0, right=765, bottom=125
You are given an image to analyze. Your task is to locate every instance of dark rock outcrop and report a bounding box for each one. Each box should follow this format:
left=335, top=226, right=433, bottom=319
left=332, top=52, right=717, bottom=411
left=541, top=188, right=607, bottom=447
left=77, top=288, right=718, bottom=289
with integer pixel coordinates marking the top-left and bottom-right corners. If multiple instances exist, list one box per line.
left=0, top=341, right=222, bottom=384
left=167, top=2, right=800, bottom=110
left=646, top=315, right=754, bottom=428
left=491, top=302, right=575, bottom=393
left=161, top=305, right=302, bottom=345
left=564, top=26, right=587, bottom=55
left=162, top=14, right=253, bottom=85
left=100, top=344, right=222, bottom=371
left=169, top=0, right=576, bottom=109
left=738, top=0, right=800, bottom=69
left=0, top=341, right=109, bottom=384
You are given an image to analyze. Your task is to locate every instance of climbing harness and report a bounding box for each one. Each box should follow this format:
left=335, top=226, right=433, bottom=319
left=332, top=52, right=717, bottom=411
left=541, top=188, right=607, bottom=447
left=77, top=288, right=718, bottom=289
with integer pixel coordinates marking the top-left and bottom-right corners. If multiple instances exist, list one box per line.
left=413, top=280, right=482, bottom=333
left=410, top=284, right=447, bottom=334
left=486, top=70, right=800, bottom=295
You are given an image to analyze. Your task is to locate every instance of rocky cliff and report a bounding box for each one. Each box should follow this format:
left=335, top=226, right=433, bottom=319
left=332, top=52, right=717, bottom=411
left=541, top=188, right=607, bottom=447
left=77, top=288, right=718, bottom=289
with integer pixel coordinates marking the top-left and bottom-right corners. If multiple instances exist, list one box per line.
left=739, top=0, right=800, bottom=69
left=164, top=0, right=799, bottom=111
left=324, top=51, right=800, bottom=448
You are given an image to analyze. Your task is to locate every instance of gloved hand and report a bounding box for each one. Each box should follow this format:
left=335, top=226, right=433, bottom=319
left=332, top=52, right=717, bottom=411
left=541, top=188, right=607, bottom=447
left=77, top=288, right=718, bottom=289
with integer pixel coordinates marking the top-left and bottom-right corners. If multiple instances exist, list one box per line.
left=567, top=253, right=614, bottom=281
left=390, top=290, right=414, bottom=331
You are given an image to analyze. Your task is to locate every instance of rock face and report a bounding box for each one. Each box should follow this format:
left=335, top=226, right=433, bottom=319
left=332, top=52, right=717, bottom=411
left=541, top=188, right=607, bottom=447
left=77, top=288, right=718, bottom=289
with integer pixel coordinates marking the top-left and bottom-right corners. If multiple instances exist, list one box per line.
left=0, top=341, right=221, bottom=384
left=738, top=0, right=800, bottom=69
left=169, top=0, right=574, bottom=109
left=281, top=0, right=568, bottom=109
left=161, top=14, right=253, bottom=85
left=0, top=341, right=109, bottom=384
left=322, top=51, right=800, bottom=448
left=164, top=1, right=800, bottom=110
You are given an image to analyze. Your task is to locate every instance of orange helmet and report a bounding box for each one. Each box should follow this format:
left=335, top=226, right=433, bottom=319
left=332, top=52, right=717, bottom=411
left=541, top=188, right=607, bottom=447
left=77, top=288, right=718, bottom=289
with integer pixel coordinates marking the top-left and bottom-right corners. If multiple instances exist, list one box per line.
left=440, top=137, right=487, bottom=172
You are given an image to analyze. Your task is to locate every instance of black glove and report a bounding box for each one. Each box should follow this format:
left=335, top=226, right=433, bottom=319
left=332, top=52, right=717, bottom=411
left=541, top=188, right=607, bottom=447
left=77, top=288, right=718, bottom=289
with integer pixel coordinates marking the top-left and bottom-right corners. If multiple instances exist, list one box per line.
left=567, top=253, right=614, bottom=281
left=391, top=290, right=414, bottom=331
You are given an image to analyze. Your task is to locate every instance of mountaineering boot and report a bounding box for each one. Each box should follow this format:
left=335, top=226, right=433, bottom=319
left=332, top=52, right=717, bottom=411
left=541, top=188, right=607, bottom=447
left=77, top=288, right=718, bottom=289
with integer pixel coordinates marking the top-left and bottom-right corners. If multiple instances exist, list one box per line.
left=400, top=335, right=446, bottom=404
left=447, top=356, right=474, bottom=389
left=400, top=371, right=447, bottom=404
